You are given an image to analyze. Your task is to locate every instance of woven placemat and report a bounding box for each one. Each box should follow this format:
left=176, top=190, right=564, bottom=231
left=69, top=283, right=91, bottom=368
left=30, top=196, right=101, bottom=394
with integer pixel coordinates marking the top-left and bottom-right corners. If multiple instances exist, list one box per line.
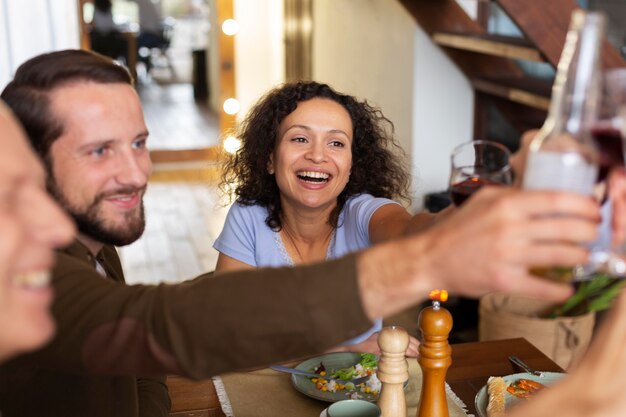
left=213, top=359, right=472, bottom=417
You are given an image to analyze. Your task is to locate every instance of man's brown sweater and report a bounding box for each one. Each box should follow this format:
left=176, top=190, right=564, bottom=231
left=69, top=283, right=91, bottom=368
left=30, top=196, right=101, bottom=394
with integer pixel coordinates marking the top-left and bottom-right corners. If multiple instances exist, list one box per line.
left=0, top=240, right=371, bottom=416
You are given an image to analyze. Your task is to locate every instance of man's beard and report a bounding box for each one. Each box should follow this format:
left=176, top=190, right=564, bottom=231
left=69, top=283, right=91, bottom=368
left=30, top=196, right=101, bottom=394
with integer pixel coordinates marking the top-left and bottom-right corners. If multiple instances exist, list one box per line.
left=48, top=180, right=146, bottom=247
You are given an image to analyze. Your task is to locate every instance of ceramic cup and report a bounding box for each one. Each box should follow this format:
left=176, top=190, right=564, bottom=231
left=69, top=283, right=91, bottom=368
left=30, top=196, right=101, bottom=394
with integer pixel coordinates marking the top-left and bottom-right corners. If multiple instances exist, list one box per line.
left=327, top=399, right=381, bottom=417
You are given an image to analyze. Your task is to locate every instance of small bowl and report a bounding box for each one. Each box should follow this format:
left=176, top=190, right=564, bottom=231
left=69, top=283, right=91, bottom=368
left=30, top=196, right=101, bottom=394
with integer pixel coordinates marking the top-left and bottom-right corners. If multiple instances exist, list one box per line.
left=327, top=399, right=381, bottom=417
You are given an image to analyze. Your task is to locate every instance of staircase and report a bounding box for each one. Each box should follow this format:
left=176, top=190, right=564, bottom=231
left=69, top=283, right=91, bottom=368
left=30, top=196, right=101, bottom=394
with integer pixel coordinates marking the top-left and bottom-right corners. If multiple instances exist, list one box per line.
left=397, top=0, right=626, bottom=343
left=398, top=0, right=626, bottom=149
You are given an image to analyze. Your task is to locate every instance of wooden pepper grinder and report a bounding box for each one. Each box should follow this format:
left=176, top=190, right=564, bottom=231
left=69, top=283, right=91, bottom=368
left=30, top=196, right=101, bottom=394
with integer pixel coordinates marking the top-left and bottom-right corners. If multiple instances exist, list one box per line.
left=417, top=290, right=453, bottom=417
left=377, top=326, right=410, bottom=417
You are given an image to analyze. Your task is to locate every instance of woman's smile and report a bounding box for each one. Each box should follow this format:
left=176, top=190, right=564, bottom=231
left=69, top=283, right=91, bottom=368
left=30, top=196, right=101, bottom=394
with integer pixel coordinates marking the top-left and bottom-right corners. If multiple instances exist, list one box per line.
left=296, top=170, right=331, bottom=183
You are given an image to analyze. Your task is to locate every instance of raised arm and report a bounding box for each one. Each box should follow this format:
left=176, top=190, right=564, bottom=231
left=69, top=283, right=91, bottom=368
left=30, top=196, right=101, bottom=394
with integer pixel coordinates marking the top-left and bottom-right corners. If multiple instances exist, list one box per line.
left=368, top=202, right=453, bottom=244
left=215, top=253, right=255, bottom=272
left=358, top=186, right=598, bottom=320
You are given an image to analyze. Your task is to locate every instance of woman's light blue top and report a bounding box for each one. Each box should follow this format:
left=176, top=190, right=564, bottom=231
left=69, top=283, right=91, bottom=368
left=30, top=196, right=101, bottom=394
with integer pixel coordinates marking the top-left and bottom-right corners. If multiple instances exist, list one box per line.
left=214, top=193, right=399, bottom=345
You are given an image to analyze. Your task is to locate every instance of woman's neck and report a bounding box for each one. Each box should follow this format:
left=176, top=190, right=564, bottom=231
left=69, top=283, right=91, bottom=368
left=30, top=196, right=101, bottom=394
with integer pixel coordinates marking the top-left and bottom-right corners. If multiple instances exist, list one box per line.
left=280, top=205, right=336, bottom=264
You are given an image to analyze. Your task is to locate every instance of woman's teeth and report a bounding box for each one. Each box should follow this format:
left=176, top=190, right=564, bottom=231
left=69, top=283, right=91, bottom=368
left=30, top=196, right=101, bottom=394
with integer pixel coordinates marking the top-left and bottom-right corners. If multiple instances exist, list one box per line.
left=12, top=271, right=51, bottom=288
left=297, top=171, right=330, bottom=183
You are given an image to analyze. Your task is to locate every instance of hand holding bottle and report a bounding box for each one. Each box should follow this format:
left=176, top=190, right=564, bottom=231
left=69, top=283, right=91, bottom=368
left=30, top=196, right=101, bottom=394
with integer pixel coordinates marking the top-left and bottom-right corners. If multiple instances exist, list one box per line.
left=522, top=10, right=613, bottom=281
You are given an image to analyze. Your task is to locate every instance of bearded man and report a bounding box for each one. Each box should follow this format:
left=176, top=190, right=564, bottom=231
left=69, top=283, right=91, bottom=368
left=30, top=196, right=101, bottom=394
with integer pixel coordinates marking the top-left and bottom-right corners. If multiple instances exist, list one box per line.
left=0, top=50, right=167, bottom=417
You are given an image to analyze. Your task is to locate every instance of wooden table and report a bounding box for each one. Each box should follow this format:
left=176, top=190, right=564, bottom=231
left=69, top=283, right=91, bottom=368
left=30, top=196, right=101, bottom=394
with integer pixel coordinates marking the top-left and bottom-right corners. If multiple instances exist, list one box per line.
left=167, top=376, right=225, bottom=417
left=167, top=338, right=562, bottom=417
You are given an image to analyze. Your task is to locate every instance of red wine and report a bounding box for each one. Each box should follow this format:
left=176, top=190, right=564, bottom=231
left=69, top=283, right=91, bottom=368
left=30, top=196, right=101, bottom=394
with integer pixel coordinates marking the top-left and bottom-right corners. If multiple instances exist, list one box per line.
left=450, top=178, right=500, bottom=206
left=592, top=126, right=625, bottom=182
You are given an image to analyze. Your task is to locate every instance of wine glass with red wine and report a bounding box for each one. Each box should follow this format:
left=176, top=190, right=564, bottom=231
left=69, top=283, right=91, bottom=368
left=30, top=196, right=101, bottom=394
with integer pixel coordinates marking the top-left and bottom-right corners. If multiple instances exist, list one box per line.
left=594, top=69, right=626, bottom=182
left=449, top=140, right=513, bottom=206
left=585, top=68, right=626, bottom=278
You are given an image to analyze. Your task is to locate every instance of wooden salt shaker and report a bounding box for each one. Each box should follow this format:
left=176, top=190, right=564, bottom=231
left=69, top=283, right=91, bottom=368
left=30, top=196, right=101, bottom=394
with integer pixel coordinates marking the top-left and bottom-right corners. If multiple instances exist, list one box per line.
left=377, top=326, right=410, bottom=417
left=417, top=290, right=453, bottom=417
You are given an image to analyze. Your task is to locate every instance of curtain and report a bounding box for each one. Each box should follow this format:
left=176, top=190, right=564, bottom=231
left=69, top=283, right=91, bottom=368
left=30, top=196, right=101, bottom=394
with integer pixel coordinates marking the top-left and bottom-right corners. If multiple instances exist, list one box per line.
left=0, top=0, right=80, bottom=89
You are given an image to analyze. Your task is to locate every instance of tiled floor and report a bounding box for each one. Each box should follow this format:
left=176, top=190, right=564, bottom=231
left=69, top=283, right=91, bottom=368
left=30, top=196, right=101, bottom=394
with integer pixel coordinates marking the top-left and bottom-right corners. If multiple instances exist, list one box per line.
left=139, top=82, right=219, bottom=151
left=120, top=81, right=227, bottom=285
left=120, top=182, right=231, bottom=284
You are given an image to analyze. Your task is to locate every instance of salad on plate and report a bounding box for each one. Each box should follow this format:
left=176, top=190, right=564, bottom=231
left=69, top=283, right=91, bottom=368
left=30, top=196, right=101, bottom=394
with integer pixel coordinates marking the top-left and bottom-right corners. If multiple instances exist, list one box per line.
left=310, top=353, right=381, bottom=398
left=290, top=352, right=386, bottom=403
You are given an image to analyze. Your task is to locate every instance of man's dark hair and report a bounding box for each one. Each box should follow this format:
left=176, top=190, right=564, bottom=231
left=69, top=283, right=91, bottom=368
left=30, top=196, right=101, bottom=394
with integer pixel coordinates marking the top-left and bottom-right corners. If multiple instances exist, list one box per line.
left=0, top=49, right=132, bottom=163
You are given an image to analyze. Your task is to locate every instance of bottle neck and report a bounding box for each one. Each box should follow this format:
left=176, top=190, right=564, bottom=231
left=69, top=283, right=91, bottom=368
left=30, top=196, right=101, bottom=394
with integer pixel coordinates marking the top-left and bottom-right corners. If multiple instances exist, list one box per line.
left=543, top=11, right=605, bottom=141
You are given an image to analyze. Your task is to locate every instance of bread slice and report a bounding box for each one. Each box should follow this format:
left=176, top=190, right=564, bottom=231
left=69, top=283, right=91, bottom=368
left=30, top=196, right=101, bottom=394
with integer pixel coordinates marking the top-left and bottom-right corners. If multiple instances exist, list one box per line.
left=486, top=376, right=506, bottom=417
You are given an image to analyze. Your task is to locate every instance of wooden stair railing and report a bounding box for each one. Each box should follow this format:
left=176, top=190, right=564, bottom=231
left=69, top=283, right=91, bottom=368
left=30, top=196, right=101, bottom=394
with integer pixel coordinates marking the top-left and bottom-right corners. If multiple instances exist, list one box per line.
left=397, top=0, right=522, bottom=80
left=397, top=0, right=626, bottom=144
left=472, top=75, right=551, bottom=111
left=432, top=32, right=545, bottom=63
left=496, top=0, right=624, bottom=69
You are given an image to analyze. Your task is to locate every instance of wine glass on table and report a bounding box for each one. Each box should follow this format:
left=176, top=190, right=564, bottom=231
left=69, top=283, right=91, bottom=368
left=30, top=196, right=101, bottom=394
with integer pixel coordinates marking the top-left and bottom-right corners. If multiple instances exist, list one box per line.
left=448, top=140, right=513, bottom=206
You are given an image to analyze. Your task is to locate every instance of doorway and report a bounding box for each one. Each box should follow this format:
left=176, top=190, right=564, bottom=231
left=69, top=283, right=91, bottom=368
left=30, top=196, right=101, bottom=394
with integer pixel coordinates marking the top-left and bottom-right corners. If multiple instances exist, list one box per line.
left=81, top=0, right=220, bottom=156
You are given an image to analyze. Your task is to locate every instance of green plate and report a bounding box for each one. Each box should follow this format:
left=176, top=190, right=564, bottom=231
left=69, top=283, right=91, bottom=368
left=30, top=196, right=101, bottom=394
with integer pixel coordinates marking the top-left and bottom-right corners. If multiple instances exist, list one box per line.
left=474, top=372, right=565, bottom=417
left=291, top=353, right=379, bottom=403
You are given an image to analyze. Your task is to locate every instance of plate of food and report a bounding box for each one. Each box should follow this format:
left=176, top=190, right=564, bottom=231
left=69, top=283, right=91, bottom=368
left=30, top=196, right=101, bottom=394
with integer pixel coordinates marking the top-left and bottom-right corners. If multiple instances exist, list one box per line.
left=475, top=372, right=565, bottom=417
left=290, top=352, right=382, bottom=403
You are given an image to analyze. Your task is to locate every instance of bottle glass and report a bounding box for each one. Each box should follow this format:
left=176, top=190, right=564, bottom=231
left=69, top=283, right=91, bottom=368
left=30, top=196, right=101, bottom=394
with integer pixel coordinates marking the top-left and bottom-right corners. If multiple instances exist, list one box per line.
left=522, top=10, right=606, bottom=282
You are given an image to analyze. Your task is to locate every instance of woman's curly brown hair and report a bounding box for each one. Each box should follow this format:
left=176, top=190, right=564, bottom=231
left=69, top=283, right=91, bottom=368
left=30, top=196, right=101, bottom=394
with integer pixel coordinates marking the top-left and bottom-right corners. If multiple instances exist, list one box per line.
left=221, top=81, right=411, bottom=231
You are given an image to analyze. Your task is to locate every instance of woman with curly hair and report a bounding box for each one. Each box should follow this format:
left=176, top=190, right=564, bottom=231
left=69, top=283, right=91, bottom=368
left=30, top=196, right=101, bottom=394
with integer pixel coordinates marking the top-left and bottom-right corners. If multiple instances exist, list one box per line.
left=214, top=81, right=445, bottom=355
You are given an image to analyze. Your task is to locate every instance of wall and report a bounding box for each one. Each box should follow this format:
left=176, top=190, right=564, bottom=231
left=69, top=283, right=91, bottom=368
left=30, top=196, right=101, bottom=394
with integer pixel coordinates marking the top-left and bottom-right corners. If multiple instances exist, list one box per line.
left=412, top=26, right=473, bottom=207
left=311, top=0, right=473, bottom=210
left=0, top=0, right=80, bottom=89
left=233, top=0, right=284, bottom=118
left=312, top=0, right=414, bottom=168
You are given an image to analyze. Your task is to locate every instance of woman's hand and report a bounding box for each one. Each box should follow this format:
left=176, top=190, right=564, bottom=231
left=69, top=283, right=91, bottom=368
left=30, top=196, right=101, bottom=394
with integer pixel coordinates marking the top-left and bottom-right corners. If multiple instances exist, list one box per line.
left=510, top=129, right=538, bottom=187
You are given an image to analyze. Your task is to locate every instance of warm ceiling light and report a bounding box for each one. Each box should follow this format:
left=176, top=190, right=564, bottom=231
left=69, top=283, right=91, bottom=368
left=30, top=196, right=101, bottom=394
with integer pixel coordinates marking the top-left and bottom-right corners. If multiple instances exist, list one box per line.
left=222, top=19, right=239, bottom=36
left=223, top=135, right=242, bottom=154
left=223, top=98, right=241, bottom=115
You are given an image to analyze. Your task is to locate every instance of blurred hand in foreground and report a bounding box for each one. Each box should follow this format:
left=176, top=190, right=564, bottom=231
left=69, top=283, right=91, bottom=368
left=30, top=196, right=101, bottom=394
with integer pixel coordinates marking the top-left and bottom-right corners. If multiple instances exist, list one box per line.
left=359, top=185, right=600, bottom=320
